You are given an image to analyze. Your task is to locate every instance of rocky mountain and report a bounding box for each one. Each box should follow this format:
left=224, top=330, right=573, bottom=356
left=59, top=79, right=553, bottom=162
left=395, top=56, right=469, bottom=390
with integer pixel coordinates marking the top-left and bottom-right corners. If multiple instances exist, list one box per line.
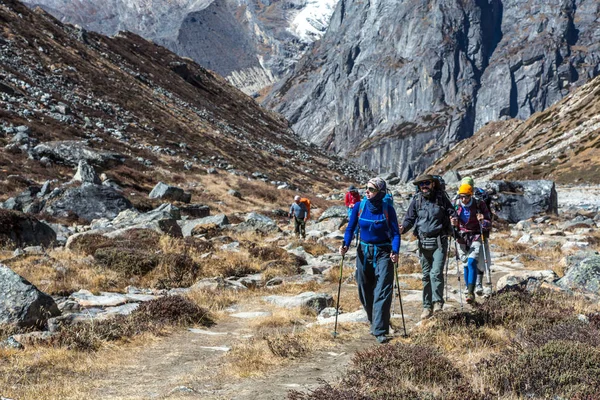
left=22, top=0, right=338, bottom=95
left=0, top=0, right=364, bottom=204
left=265, top=0, right=600, bottom=181
left=428, top=73, right=600, bottom=184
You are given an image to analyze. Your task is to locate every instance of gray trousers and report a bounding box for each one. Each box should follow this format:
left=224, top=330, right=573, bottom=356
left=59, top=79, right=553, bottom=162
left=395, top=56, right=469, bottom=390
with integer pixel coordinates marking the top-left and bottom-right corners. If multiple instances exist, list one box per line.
left=419, top=238, right=448, bottom=309
left=356, top=243, right=394, bottom=336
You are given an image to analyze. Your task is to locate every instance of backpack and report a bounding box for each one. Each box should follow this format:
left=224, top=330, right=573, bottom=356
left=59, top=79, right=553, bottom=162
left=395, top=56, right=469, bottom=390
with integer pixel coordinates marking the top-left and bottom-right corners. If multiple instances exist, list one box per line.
left=299, top=198, right=311, bottom=220
left=473, top=187, right=492, bottom=211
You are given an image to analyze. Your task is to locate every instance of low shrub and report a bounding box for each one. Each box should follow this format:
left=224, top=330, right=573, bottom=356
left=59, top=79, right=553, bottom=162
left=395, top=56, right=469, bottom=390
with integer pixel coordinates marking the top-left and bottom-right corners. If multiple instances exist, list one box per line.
left=301, top=242, right=330, bottom=257
left=134, top=295, right=212, bottom=326
left=50, top=296, right=212, bottom=351
left=94, top=247, right=160, bottom=276
left=248, top=245, right=288, bottom=261
left=151, top=253, right=201, bottom=288
left=288, top=383, right=372, bottom=400
left=480, top=340, right=600, bottom=398
left=266, top=333, right=308, bottom=359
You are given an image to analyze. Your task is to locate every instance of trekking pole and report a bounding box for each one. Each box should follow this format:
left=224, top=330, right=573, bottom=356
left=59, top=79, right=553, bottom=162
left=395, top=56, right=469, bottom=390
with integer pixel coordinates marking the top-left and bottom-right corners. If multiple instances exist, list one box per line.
left=332, top=254, right=345, bottom=338
left=394, top=261, right=408, bottom=337
left=479, top=222, right=492, bottom=287
left=444, top=238, right=450, bottom=302
left=452, top=232, right=464, bottom=311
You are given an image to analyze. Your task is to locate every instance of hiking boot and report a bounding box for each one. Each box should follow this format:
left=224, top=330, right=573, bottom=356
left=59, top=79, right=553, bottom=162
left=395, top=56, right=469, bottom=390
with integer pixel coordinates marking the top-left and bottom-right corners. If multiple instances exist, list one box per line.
left=475, top=284, right=484, bottom=296
left=376, top=335, right=389, bottom=344
left=420, top=308, right=433, bottom=320
left=466, top=292, right=475, bottom=304
left=433, top=302, right=443, bottom=313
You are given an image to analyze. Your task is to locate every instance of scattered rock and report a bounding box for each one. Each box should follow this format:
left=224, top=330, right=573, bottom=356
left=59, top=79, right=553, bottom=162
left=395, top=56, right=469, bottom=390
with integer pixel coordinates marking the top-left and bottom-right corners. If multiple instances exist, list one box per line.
left=496, top=270, right=557, bottom=291
left=149, top=182, right=191, bottom=203
left=557, top=253, right=600, bottom=294
left=71, top=160, right=101, bottom=184
left=0, top=264, right=60, bottom=328
left=263, top=292, right=333, bottom=313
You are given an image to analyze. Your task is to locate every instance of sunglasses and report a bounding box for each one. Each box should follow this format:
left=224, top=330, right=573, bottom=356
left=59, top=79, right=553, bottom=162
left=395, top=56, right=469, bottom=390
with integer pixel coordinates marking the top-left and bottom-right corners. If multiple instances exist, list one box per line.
left=365, top=186, right=379, bottom=193
left=418, top=180, right=432, bottom=187
left=459, top=195, right=471, bottom=199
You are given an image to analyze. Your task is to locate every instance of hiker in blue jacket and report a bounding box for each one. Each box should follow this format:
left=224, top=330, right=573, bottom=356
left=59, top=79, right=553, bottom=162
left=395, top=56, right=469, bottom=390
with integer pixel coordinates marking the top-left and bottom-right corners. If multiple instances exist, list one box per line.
left=339, top=177, right=400, bottom=344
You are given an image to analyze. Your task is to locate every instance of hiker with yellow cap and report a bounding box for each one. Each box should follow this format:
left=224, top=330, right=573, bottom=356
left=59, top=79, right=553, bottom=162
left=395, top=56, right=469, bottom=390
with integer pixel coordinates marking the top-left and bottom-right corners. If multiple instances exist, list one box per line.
left=400, top=174, right=456, bottom=319
left=450, top=183, right=492, bottom=304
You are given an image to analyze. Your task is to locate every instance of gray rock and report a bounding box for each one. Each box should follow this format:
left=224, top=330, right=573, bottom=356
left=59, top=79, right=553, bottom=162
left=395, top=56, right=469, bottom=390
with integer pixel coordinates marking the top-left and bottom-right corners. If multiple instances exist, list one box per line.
left=227, top=189, right=242, bottom=199
left=0, top=336, right=24, bottom=350
left=32, top=140, right=125, bottom=167
left=442, top=170, right=461, bottom=186
left=263, top=292, right=333, bottom=313
left=557, top=253, right=600, bottom=294
left=179, top=204, right=210, bottom=218
left=191, top=277, right=247, bottom=291
left=0, top=210, right=56, bottom=247
left=178, top=214, right=230, bottom=237
left=42, top=184, right=133, bottom=222
left=318, top=206, right=348, bottom=222
left=496, top=270, right=557, bottom=291
left=71, top=160, right=101, bottom=184
left=0, top=264, right=60, bottom=328
left=70, top=290, right=129, bottom=308
left=149, top=182, right=191, bottom=203
left=486, top=180, right=558, bottom=223
left=232, top=212, right=281, bottom=234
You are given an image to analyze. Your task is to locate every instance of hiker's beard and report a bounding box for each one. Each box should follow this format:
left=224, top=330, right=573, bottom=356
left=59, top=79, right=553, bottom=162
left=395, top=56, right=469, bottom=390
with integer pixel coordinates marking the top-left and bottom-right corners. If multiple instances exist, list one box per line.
left=421, top=188, right=432, bottom=199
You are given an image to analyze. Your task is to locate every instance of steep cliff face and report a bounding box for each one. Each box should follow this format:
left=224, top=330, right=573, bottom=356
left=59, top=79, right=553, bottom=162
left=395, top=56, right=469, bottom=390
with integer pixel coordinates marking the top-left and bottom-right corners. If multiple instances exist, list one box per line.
left=265, top=0, right=600, bottom=181
left=428, top=74, right=600, bottom=184
left=23, top=0, right=338, bottom=94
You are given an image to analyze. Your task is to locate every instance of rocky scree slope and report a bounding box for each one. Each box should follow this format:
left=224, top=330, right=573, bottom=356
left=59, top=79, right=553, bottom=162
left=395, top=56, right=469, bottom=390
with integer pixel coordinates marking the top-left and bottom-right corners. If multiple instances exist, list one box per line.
left=22, top=0, right=338, bottom=95
left=428, top=74, right=600, bottom=184
left=265, top=0, right=600, bottom=181
left=0, top=0, right=364, bottom=202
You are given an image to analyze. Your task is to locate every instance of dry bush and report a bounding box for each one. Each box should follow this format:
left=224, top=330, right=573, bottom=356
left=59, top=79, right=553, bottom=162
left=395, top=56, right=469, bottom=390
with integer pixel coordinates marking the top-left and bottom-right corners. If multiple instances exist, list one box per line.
left=94, top=247, right=160, bottom=276
left=186, top=289, right=242, bottom=314
left=301, top=242, right=331, bottom=257
left=69, top=229, right=161, bottom=256
left=225, top=338, right=281, bottom=378
left=146, top=253, right=201, bottom=289
left=479, top=340, right=600, bottom=398
left=50, top=296, right=211, bottom=352
left=289, top=383, right=370, bottom=400
left=248, top=244, right=288, bottom=261
left=134, top=295, right=212, bottom=327
left=325, top=264, right=354, bottom=283
left=205, top=252, right=262, bottom=278
left=491, top=237, right=529, bottom=254
left=266, top=333, right=309, bottom=359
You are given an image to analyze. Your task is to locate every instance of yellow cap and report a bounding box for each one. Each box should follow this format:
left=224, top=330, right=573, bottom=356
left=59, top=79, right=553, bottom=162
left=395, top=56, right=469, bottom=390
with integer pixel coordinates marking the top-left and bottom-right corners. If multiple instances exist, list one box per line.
left=458, top=183, right=473, bottom=195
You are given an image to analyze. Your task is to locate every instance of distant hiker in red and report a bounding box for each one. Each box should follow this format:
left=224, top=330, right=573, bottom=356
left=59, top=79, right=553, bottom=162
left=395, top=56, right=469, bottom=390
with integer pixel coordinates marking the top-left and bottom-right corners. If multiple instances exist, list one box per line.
left=345, top=185, right=361, bottom=218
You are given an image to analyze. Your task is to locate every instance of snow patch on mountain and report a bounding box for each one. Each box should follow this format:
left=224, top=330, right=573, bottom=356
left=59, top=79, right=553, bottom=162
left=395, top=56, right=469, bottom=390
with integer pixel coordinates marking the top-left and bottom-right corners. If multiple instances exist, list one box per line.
left=289, top=0, right=338, bottom=42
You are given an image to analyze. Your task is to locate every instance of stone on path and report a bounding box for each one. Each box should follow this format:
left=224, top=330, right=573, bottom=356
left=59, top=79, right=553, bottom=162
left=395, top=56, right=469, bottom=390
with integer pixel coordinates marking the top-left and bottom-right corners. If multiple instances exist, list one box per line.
left=263, top=292, right=333, bottom=313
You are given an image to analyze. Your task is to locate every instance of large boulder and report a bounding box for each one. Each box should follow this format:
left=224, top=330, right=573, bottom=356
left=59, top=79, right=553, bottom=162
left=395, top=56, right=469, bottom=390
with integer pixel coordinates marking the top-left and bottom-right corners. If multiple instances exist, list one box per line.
left=317, top=206, right=348, bottom=222
left=262, top=292, right=333, bottom=313
left=0, top=264, right=60, bottom=328
left=42, top=184, right=133, bottom=222
left=149, top=182, right=191, bottom=203
left=71, top=160, right=101, bottom=184
left=557, top=253, right=600, bottom=294
left=178, top=214, right=229, bottom=237
left=232, top=212, right=281, bottom=235
left=485, top=180, right=558, bottom=223
left=0, top=209, right=56, bottom=247
left=32, top=140, right=125, bottom=167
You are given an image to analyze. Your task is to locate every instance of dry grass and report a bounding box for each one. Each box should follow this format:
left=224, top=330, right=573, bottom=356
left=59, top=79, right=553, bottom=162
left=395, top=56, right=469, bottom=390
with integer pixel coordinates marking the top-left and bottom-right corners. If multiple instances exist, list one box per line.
left=186, top=289, right=244, bottom=319
left=402, top=277, right=423, bottom=290
left=397, top=254, right=421, bottom=274
left=223, top=325, right=337, bottom=378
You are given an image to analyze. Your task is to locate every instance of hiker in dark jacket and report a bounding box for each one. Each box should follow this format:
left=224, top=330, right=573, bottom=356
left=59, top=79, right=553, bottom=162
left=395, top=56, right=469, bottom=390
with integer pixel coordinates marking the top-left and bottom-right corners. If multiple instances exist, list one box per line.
left=451, top=184, right=492, bottom=304
left=289, top=195, right=308, bottom=239
left=401, top=174, right=456, bottom=320
left=340, top=177, right=400, bottom=343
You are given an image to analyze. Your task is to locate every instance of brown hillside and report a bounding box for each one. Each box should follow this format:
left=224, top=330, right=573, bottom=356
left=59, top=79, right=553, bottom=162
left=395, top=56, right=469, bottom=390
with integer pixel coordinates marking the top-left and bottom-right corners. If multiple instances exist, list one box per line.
left=0, top=0, right=363, bottom=202
left=428, top=74, right=600, bottom=184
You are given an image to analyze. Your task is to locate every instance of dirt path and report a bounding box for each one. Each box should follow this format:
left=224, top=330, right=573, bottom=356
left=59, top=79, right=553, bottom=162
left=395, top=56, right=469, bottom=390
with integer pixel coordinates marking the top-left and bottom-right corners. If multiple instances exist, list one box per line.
left=87, top=255, right=505, bottom=400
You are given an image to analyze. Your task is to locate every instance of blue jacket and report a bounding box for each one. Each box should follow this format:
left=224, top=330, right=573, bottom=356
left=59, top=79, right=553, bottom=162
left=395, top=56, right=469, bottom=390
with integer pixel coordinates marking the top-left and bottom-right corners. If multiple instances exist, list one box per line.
left=344, top=201, right=400, bottom=253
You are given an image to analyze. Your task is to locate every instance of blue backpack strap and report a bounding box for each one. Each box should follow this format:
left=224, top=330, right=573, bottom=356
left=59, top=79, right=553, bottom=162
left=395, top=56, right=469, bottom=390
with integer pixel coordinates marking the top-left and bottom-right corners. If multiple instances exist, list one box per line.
left=358, top=198, right=367, bottom=218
